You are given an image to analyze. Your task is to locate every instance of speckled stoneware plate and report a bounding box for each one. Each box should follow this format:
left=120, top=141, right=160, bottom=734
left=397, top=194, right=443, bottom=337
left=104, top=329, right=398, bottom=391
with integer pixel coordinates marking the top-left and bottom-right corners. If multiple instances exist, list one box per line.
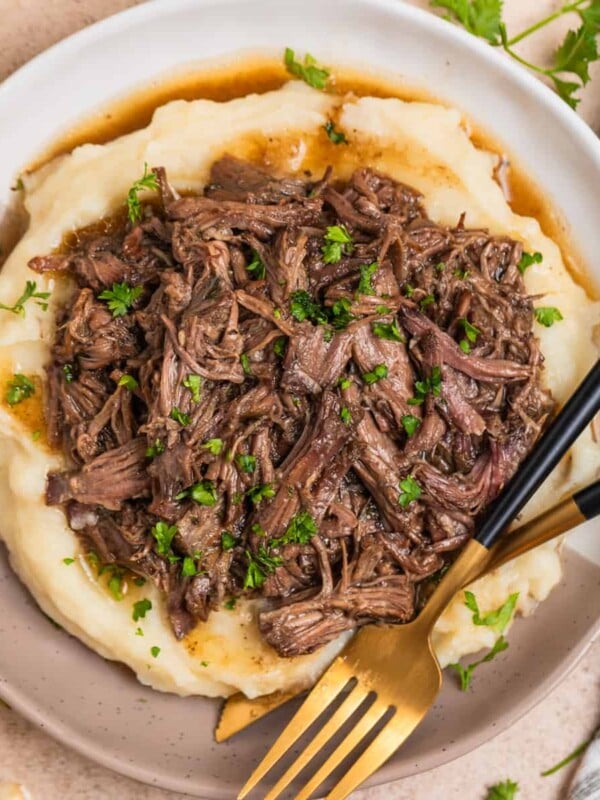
left=0, top=1, right=599, bottom=797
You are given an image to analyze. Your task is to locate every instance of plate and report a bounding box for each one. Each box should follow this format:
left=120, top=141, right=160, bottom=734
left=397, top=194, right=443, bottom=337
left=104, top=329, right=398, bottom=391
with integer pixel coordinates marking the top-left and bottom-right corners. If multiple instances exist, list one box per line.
left=0, top=0, right=599, bottom=796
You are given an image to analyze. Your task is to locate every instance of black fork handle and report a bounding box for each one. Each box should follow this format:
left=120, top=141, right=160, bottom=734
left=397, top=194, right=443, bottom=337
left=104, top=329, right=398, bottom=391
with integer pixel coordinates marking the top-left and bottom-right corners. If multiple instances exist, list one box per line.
left=476, top=360, right=600, bottom=549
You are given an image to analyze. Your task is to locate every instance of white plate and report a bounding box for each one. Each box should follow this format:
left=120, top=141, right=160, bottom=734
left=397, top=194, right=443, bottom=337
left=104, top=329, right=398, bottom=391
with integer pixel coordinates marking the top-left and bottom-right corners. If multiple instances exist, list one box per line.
left=0, top=1, right=598, bottom=796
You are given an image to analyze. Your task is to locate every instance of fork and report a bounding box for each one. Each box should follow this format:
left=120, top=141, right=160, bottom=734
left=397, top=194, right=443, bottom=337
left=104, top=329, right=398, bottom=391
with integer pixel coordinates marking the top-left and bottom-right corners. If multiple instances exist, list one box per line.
left=238, top=359, right=600, bottom=800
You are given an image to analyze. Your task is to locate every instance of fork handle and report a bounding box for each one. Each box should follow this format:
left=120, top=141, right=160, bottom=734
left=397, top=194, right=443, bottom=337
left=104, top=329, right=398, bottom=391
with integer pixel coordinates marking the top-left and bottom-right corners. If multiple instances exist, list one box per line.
left=475, top=360, right=600, bottom=548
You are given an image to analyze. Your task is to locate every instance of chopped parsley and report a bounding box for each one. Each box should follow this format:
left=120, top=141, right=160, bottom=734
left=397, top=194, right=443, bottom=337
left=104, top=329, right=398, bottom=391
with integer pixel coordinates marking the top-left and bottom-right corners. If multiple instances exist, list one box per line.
left=284, top=48, right=330, bottom=90
left=0, top=280, right=50, bottom=316
left=435, top=262, right=445, bottom=272
left=150, top=646, right=161, bottom=658
left=362, top=363, right=388, bottom=385
left=454, top=267, right=469, bottom=279
left=103, top=566, right=125, bottom=601
left=246, top=483, right=276, bottom=506
left=170, top=407, right=191, bottom=426
left=236, top=453, right=257, bottom=474
left=224, top=598, right=237, bottom=610
left=135, top=627, right=144, bottom=636
left=450, top=635, right=509, bottom=691
left=541, top=739, right=592, bottom=776
left=134, top=577, right=146, bottom=587
left=534, top=306, right=563, bottom=327
left=127, top=163, right=159, bottom=223
left=289, top=290, right=328, bottom=325
left=272, top=511, right=317, bottom=547
left=31, top=430, right=41, bottom=441
left=338, top=376, right=352, bottom=390
left=401, top=414, right=421, bottom=437
left=62, top=557, right=75, bottom=565
left=221, top=531, right=237, bottom=551
left=419, top=293, right=435, bottom=309
left=243, top=546, right=283, bottom=590
left=189, top=480, right=217, bottom=506
left=246, top=250, right=266, bottom=280
left=398, top=475, right=422, bottom=508
left=485, top=779, right=519, bottom=800
left=372, top=319, right=405, bottom=342
left=183, top=374, right=202, bottom=403
left=458, top=317, right=480, bottom=353
left=118, top=374, right=138, bottom=391
left=62, top=363, right=75, bottom=383
left=273, top=337, right=287, bottom=358
left=240, top=353, right=252, bottom=375
left=132, top=599, right=152, bottom=622
left=517, top=250, right=543, bottom=274
left=181, top=556, right=197, bottom=577
left=340, top=406, right=352, bottom=424
left=408, top=366, right=442, bottom=405
left=404, top=283, right=415, bottom=298
left=329, top=297, right=355, bottom=330
left=356, top=262, right=378, bottom=297
left=151, top=522, right=178, bottom=557
left=202, top=438, right=223, bottom=455
left=321, top=225, right=354, bottom=264
left=6, top=374, right=35, bottom=406
left=99, top=282, right=143, bottom=317
left=146, top=439, right=165, bottom=459
left=324, top=120, right=348, bottom=144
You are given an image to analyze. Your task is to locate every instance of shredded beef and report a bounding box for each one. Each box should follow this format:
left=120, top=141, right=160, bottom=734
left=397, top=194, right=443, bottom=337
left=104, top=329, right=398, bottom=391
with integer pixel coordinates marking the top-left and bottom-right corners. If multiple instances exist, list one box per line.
left=31, top=155, right=553, bottom=656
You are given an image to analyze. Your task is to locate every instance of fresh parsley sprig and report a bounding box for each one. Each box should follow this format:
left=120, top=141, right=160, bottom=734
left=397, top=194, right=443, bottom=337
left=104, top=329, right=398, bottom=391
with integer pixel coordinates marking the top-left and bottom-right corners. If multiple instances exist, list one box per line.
left=284, top=48, right=330, bottom=90
left=99, top=282, right=143, bottom=317
left=431, top=0, right=600, bottom=108
left=485, top=779, right=519, bottom=799
left=0, top=280, right=50, bottom=317
left=127, top=162, right=159, bottom=223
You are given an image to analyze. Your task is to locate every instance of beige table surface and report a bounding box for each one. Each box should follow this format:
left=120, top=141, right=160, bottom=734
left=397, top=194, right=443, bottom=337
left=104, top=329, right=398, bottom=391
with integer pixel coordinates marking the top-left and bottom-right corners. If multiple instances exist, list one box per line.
left=0, top=1, right=598, bottom=798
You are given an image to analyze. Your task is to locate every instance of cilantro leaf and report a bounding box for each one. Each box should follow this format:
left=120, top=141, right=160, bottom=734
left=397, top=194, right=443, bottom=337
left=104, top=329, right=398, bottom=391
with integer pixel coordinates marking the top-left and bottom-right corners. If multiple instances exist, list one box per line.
left=98, top=282, right=143, bottom=317
left=6, top=374, right=35, bottom=406
left=432, top=0, right=504, bottom=44
left=553, top=20, right=598, bottom=87
left=534, top=306, right=563, bottom=327
left=0, top=280, right=51, bottom=317
left=321, top=225, right=354, bottom=264
left=324, top=120, right=348, bottom=144
left=127, top=163, right=159, bottom=223
left=284, top=48, right=330, bottom=90
left=132, top=599, right=152, bottom=622
left=485, top=778, right=519, bottom=800
left=398, top=475, right=422, bottom=508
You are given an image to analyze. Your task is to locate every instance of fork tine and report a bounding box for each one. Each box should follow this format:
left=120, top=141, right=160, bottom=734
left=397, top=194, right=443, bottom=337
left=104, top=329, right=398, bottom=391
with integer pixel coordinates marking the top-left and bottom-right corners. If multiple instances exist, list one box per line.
left=237, top=657, right=354, bottom=799
left=293, top=697, right=389, bottom=800
left=263, top=681, right=371, bottom=800
left=325, top=712, right=413, bottom=800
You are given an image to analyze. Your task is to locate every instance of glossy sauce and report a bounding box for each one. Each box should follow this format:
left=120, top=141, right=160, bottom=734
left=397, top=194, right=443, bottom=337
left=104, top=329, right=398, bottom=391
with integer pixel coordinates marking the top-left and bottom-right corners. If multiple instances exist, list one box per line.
left=5, top=57, right=596, bottom=442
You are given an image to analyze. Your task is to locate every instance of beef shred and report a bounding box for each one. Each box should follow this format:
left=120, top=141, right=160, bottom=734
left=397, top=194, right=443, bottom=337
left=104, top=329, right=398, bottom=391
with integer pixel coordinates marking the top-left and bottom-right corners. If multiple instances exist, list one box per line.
left=31, top=155, right=553, bottom=656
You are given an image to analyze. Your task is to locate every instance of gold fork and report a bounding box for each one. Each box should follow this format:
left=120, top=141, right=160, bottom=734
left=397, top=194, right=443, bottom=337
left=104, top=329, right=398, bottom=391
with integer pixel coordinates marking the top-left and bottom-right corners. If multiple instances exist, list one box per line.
left=238, top=360, right=600, bottom=800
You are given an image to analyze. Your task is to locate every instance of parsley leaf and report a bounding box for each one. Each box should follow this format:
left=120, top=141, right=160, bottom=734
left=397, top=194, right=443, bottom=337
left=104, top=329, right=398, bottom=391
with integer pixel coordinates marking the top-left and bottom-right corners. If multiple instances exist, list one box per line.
left=62, top=363, right=75, bottom=383
left=99, top=282, right=143, bottom=317
left=485, top=779, right=519, bottom=800
left=243, top=546, right=283, bottom=589
left=150, top=645, right=161, bottom=658
left=6, top=374, right=35, bottom=406
left=127, top=163, right=159, bottom=223
left=340, top=406, right=352, bottom=424
left=408, top=366, right=442, bottom=405
left=132, top=599, right=152, bottom=622
left=362, top=363, right=388, bottom=385
left=202, top=438, right=223, bottom=455
left=170, top=407, right=191, bottom=426
left=284, top=48, right=330, bottom=90
left=246, top=483, right=276, bottom=506
left=189, top=480, right=218, bottom=506
left=240, top=353, right=253, bottom=375
left=146, top=439, right=165, bottom=459
left=401, top=414, right=421, bottom=437
left=541, top=739, right=592, bottom=776
left=221, top=531, right=237, bottom=550
left=459, top=318, right=480, bottom=343
left=181, top=556, right=197, bottom=577
left=419, top=293, right=435, bottom=310
left=464, top=590, right=519, bottom=635
left=338, top=376, right=352, bottom=390
left=372, top=319, right=405, bottom=342
left=431, top=0, right=504, bottom=45
left=398, top=475, right=422, bottom=507
left=449, top=635, right=509, bottom=691
left=290, top=290, right=328, bottom=325
left=63, top=557, right=75, bottom=565
left=151, top=522, right=178, bottom=557
left=273, top=337, right=287, bottom=358
left=321, top=225, right=354, bottom=264
left=517, top=250, right=543, bottom=274
left=224, top=598, right=237, bottom=610
left=246, top=250, right=266, bottom=280
left=272, top=511, right=317, bottom=547
left=118, top=374, right=138, bottom=391
left=236, top=453, right=257, bottom=474
left=183, top=374, right=202, bottom=403
left=0, top=280, right=50, bottom=316
left=324, top=120, right=348, bottom=144
left=534, top=306, right=564, bottom=327
left=356, top=262, right=379, bottom=297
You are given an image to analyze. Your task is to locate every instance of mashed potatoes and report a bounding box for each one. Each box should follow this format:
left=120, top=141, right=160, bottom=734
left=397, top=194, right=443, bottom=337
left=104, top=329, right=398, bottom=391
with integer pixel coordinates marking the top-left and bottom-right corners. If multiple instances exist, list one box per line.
left=0, top=82, right=597, bottom=697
